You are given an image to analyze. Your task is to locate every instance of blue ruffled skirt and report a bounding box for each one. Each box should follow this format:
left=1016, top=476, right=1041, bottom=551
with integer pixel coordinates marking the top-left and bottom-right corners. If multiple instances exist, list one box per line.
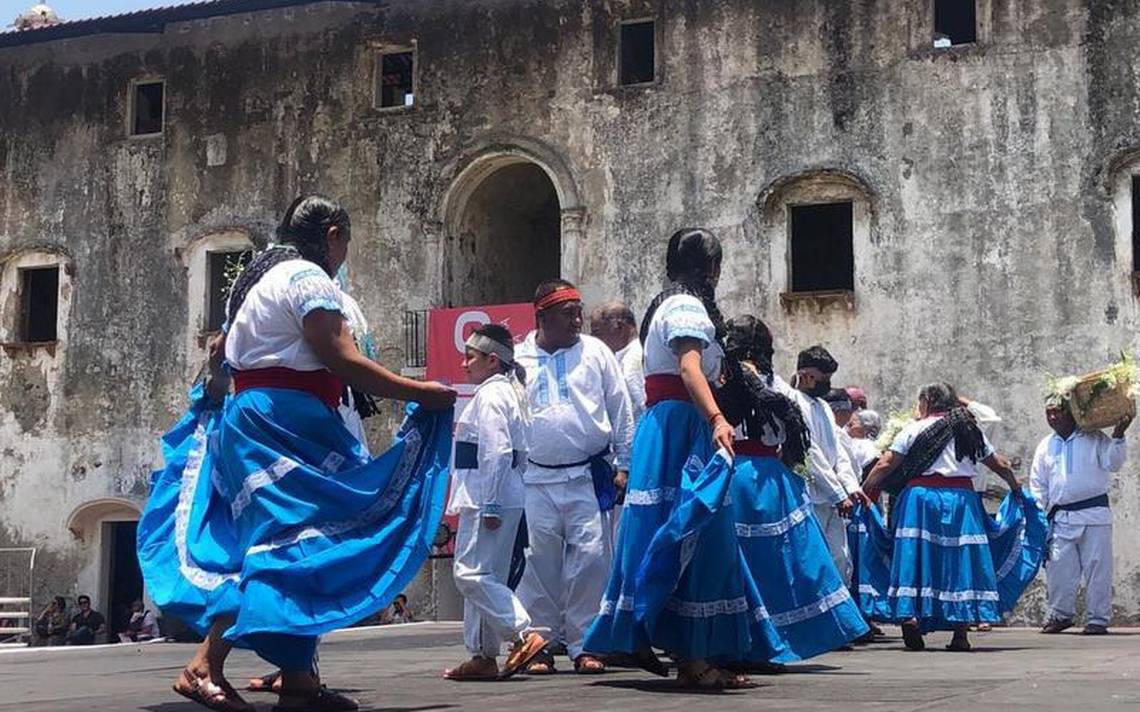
left=732, top=456, right=868, bottom=661
left=583, top=401, right=785, bottom=662
left=857, top=485, right=1047, bottom=632
left=138, top=385, right=452, bottom=669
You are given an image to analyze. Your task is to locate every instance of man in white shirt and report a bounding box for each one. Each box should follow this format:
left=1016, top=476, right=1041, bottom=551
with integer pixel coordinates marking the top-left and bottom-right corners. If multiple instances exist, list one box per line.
left=1030, top=398, right=1131, bottom=635
left=515, top=281, right=635, bottom=674
left=777, top=347, right=867, bottom=585
left=590, top=301, right=645, bottom=535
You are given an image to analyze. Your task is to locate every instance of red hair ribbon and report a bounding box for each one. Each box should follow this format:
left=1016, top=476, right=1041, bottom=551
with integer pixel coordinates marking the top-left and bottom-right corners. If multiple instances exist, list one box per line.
left=534, top=287, right=582, bottom=312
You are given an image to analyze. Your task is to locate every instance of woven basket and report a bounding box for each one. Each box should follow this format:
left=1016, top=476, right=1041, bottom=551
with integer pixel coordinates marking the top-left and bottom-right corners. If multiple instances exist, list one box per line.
left=1069, top=367, right=1136, bottom=431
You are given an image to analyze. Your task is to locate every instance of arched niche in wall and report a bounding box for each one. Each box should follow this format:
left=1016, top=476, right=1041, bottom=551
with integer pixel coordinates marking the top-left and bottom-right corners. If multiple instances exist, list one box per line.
left=1104, top=148, right=1140, bottom=298
left=756, top=169, right=877, bottom=312
left=438, top=137, right=586, bottom=307
left=0, top=247, right=74, bottom=360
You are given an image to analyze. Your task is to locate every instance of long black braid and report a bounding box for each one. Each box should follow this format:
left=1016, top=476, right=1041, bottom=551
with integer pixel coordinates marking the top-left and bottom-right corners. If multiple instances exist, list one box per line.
left=719, top=315, right=812, bottom=468
left=640, top=228, right=727, bottom=345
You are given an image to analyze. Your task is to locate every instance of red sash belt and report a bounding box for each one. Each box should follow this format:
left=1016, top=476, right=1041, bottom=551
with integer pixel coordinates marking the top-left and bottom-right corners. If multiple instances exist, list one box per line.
left=905, top=473, right=975, bottom=491
left=645, top=374, right=691, bottom=407
left=734, top=439, right=779, bottom=457
left=233, top=367, right=344, bottom=409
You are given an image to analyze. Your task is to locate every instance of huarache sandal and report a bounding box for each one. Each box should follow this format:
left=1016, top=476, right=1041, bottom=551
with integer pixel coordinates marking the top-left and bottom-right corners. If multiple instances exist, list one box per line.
left=173, top=668, right=256, bottom=712
left=443, top=656, right=500, bottom=681
left=677, top=662, right=753, bottom=690
left=502, top=631, right=548, bottom=679
left=573, top=654, right=606, bottom=674
left=271, top=686, right=359, bottom=712
left=248, top=671, right=282, bottom=692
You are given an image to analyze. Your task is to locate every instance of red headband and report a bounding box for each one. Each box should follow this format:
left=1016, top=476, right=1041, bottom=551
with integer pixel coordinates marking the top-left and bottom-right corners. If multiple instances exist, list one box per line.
left=535, top=287, right=582, bottom=312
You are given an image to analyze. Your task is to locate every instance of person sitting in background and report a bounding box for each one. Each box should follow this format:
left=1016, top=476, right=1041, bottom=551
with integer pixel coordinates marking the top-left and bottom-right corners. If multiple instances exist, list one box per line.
left=118, top=599, right=160, bottom=643
left=65, top=595, right=106, bottom=645
left=34, top=596, right=70, bottom=646
left=379, top=594, right=415, bottom=625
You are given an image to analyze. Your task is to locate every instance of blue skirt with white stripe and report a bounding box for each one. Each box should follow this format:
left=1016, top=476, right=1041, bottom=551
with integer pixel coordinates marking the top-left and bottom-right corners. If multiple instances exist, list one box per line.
left=583, top=401, right=785, bottom=662
left=732, top=456, right=868, bottom=661
left=138, top=385, right=452, bottom=669
left=850, top=503, right=894, bottom=622
left=870, top=485, right=1046, bottom=632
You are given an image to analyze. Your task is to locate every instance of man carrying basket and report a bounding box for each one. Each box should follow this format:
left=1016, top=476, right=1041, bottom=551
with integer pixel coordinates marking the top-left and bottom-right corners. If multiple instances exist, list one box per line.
left=1030, top=394, right=1132, bottom=635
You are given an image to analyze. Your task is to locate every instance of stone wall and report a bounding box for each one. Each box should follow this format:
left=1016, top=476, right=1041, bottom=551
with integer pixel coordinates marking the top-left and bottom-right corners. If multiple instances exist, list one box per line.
left=2, top=0, right=1139, bottom=623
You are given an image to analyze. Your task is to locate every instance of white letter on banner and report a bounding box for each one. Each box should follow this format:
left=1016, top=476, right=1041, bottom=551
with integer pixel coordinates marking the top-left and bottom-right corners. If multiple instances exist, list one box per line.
left=454, top=311, right=490, bottom=354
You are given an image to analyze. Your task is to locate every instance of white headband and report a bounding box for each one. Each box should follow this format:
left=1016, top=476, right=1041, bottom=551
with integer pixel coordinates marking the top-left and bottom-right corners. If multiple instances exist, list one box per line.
left=465, top=333, right=515, bottom=365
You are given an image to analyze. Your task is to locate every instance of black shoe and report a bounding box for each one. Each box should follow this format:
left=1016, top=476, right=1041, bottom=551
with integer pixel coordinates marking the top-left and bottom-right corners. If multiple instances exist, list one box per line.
left=1082, top=624, right=1108, bottom=636
left=901, top=623, right=925, bottom=651
left=1041, top=618, right=1074, bottom=634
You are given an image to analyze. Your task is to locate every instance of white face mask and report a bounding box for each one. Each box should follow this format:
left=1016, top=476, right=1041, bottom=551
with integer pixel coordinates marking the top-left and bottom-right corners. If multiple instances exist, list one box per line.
left=335, top=264, right=349, bottom=291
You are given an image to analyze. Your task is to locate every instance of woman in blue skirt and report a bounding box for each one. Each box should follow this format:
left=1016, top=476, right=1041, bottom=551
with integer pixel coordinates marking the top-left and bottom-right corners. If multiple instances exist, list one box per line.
left=862, top=383, right=1025, bottom=652
left=583, top=229, right=782, bottom=689
left=718, top=316, right=869, bottom=664
left=138, top=195, right=455, bottom=712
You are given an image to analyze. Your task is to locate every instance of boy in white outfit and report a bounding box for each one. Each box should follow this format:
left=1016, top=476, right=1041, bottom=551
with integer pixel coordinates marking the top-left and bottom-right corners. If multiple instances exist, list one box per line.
left=444, top=324, right=546, bottom=680
left=1030, top=396, right=1131, bottom=635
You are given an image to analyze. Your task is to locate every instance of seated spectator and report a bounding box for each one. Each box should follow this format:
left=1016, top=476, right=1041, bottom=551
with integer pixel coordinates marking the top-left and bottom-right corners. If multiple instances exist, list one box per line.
left=379, top=594, right=415, bottom=624
left=118, top=599, right=160, bottom=643
left=65, top=595, right=106, bottom=645
left=34, top=596, right=70, bottom=646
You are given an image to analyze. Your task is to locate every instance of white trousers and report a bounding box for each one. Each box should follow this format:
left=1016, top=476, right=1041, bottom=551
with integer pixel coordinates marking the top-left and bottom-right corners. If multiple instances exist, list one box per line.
left=516, top=478, right=613, bottom=660
left=1046, top=521, right=1113, bottom=626
left=453, top=508, right=532, bottom=658
left=814, top=502, right=852, bottom=587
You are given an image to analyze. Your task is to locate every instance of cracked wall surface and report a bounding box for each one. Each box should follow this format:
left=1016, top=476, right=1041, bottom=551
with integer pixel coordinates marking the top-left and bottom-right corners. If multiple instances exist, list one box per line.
left=2, top=0, right=1140, bottom=623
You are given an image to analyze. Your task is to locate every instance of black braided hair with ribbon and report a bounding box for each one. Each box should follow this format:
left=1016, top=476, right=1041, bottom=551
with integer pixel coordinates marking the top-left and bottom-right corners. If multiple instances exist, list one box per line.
left=639, top=228, right=726, bottom=346
left=718, top=315, right=812, bottom=468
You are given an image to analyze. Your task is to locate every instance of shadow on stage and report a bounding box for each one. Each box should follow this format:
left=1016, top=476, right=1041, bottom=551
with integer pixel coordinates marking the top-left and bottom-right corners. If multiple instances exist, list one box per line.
left=144, top=704, right=456, bottom=712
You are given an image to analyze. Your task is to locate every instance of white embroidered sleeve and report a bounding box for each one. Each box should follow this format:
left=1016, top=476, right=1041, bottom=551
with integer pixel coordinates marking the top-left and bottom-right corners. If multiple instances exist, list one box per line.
left=284, top=265, right=345, bottom=321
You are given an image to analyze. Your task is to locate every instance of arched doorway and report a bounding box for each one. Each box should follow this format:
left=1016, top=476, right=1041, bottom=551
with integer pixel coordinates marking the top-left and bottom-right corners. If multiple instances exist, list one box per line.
left=67, top=499, right=143, bottom=639
left=444, top=157, right=564, bottom=306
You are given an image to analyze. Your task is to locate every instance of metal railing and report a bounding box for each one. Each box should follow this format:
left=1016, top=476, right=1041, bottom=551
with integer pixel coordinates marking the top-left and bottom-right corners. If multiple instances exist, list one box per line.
left=403, top=310, right=428, bottom=369
left=0, top=548, right=35, bottom=647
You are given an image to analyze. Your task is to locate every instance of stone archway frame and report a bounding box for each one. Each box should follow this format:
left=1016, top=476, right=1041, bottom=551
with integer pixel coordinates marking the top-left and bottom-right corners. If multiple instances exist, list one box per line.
left=1101, top=147, right=1140, bottom=298
left=65, top=497, right=141, bottom=541
left=755, top=167, right=878, bottom=311
left=438, top=135, right=586, bottom=294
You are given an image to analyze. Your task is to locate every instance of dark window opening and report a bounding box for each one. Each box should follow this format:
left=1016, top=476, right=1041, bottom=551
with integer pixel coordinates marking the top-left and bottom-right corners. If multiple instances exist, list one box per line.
left=132, top=81, right=164, bottom=136
left=378, top=51, right=414, bottom=108
left=790, top=202, right=855, bottom=293
left=104, top=521, right=144, bottom=639
left=20, top=266, right=59, bottom=343
left=934, top=0, right=977, bottom=46
left=1132, top=176, right=1140, bottom=273
left=206, top=250, right=252, bottom=332
left=619, top=21, right=655, bottom=86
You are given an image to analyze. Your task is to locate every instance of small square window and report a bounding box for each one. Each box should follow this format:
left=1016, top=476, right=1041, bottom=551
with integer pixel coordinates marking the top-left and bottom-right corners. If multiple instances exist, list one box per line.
left=934, top=0, right=977, bottom=47
left=131, top=80, right=165, bottom=136
left=619, top=20, right=655, bottom=86
left=206, top=250, right=252, bottom=332
left=789, top=203, right=855, bottom=293
left=376, top=50, right=415, bottom=109
left=19, top=266, right=59, bottom=343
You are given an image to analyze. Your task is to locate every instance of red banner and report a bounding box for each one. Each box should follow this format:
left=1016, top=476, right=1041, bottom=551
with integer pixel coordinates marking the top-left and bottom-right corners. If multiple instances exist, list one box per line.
left=425, top=302, right=535, bottom=557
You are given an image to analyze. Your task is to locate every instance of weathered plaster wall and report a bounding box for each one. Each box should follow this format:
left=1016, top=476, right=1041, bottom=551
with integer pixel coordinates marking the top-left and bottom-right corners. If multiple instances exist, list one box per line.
left=2, top=0, right=1139, bottom=622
